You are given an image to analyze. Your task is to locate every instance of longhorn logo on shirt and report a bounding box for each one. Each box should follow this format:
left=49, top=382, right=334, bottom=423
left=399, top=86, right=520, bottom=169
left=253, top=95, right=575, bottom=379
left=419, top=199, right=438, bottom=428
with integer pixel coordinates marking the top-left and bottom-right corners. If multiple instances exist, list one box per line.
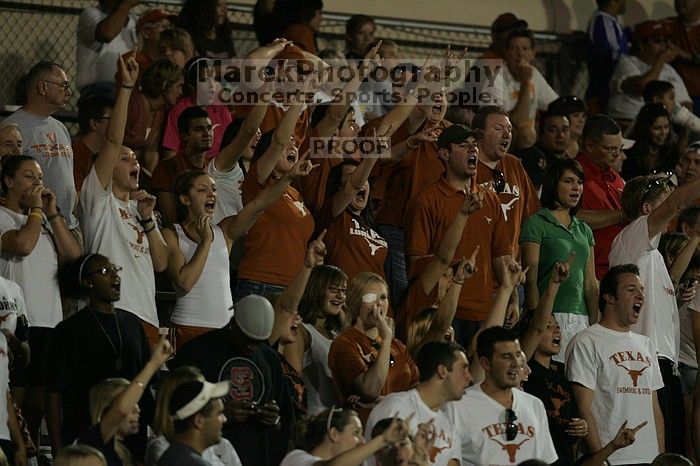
left=429, top=429, right=453, bottom=462
left=349, top=218, right=387, bottom=255
left=609, top=351, right=653, bottom=387
left=619, top=365, right=649, bottom=387
left=491, top=438, right=531, bottom=463
left=31, top=132, right=72, bottom=159
left=127, top=222, right=146, bottom=244
left=500, top=197, right=519, bottom=222
left=284, top=193, right=308, bottom=216
left=545, top=380, right=571, bottom=417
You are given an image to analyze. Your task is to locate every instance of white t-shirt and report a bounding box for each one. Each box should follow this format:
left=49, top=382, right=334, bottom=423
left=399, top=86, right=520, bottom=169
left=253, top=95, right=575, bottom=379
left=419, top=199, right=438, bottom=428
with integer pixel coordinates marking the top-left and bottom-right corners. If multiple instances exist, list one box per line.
left=303, top=324, right=335, bottom=415
left=366, top=388, right=461, bottom=466
left=497, top=65, right=558, bottom=129
left=171, top=223, right=233, bottom=328
left=608, top=55, right=692, bottom=120
left=682, top=297, right=700, bottom=368
left=0, top=207, right=62, bottom=328
left=0, top=332, right=10, bottom=441
left=79, top=167, right=158, bottom=327
left=566, top=323, right=664, bottom=464
left=609, top=215, right=679, bottom=363
left=443, top=384, right=557, bottom=466
left=280, top=449, right=322, bottom=466
left=207, top=161, right=244, bottom=224
left=0, top=276, right=27, bottom=334
left=76, top=6, right=137, bottom=89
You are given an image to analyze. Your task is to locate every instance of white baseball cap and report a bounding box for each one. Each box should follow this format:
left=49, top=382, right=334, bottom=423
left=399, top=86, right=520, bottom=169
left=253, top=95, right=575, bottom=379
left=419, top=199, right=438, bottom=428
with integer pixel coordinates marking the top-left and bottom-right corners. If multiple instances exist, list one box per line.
left=170, top=380, right=231, bottom=421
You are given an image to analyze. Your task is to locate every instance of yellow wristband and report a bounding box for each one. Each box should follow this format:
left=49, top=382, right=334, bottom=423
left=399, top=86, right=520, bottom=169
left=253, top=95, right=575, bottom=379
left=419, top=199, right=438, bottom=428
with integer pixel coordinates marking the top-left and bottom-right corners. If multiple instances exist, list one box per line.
left=28, top=212, right=43, bottom=221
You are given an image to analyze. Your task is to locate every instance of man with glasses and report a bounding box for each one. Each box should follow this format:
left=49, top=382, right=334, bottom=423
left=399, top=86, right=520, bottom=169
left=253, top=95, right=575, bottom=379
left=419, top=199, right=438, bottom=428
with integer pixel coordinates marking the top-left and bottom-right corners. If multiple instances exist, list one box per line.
left=608, top=20, right=692, bottom=126
left=405, top=125, right=514, bottom=348
left=566, top=264, right=664, bottom=464
left=576, top=115, right=632, bottom=279
left=73, top=94, right=114, bottom=192
left=607, top=170, right=700, bottom=455
left=4, top=61, right=79, bottom=233
left=446, top=326, right=557, bottom=465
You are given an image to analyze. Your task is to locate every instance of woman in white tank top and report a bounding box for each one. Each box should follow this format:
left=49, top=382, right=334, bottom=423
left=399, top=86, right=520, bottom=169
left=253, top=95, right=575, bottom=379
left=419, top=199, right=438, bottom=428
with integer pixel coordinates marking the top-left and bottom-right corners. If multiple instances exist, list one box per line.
left=162, top=163, right=314, bottom=349
left=282, top=265, right=347, bottom=415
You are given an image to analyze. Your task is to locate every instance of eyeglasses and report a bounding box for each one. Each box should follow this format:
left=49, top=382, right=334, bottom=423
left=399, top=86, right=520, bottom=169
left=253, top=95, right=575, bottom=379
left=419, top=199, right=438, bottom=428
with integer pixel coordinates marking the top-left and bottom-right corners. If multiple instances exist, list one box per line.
left=596, top=142, right=625, bottom=155
left=326, top=405, right=342, bottom=431
left=88, top=265, right=123, bottom=276
left=328, top=285, right=347, bottom=295
left=505, top=408, right=518, bottom=441
left=43, top=80, right=71, bottom=92
left=491, top=169, right=506, bottom=194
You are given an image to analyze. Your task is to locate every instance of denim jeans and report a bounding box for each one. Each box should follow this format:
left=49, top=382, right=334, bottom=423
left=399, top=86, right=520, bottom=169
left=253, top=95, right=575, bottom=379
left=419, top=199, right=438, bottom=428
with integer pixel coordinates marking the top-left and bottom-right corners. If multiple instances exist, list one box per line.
left=377, top=224, right=408, bottom=307
left=233, top=279, right=286, bottom=303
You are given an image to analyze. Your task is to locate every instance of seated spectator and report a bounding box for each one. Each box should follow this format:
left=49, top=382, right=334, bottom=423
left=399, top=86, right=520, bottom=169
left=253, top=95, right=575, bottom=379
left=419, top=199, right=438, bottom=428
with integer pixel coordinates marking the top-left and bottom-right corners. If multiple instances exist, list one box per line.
left=161, top=58, right=233, bottom=162
left=535, top=109, right=571, bottom=163
left=0, top=124, right=21, bottom=168
left=644, top=80, right=700, bottom=136
left=7, top=61, right=79, bottom=229
left=481, top=13, right=528, bottom=60
left=78, top=337, right=172, bottom=466
left=282, top=265, right=347, bottom=415
left=76, top=0, right=138, bottom=96
left=623, top=103, right=680, bottom=180
left=80, top=56, right=168, bottom=345
left=145, top=366, right=242, bottom=466
left=163, top=161, right=313, bottom=349
left=159, top=379, right=230, bottom=466
left=179, top=0, right=235, bottom=59
left=567, top=264, right=664, bottom=464
left=280, top=0, right=323, bottom=54
left=608, top=20, right=692, bottom=127
left=521, top=158, right=597, bottom=363
left=344, top=15, right=375, bottom=60
left=234, top=102, right=315, bottom=299
left=49, top=254, right=151, bottom=452
left=123, top=59, right=184, bottom=177
left=445, top=326, right=558, bottom=465
left=585, top=0, right=631, bottom=115
left=548, top=95, right=587, bottom=158
left=281, top=408, right=409, bottom=466
left=665, top=0, right=700, bottom=115
left=498, top=29, right=559, bottom=149
left=54, top=445, right=107, bottom=466
left=171, top=294, right=295, bottom=466
left=404, top=124, right=513, bottom=347
left=575, top=115, right=629, bottom=279
left=159, top=28, right=197, bottom=69
left=0, top=155, right=81, bottom=450
left=364, top=341, right=469, bottom=465
left=74, top=94, right=115, bottom=192
left=328, top=272, right=419, bottom=422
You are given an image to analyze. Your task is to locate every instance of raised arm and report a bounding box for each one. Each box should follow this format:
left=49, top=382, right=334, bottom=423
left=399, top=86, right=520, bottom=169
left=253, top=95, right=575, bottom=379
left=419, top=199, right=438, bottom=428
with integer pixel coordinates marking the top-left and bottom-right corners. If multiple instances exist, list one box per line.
left=580, top=421, right=647, bottom=466
left=162, top=217, right=212, bottom=293
left=220, top=157, right=317, bottom=243
left=648, top=174, right=700, bottom=239
left=578, top=209, right=624, bottom=230
left=276, top=231, right=326, bottom=315
left=573, top=384, right=604, bottom=453
left=255, top=101, right=304, bottom=184
left=215, top=92, right=270, bottom=173
left=133, top=190, right=168, bottom=271
left=583, top=247, right=600, bottom=325
left=330, top=151, right=380, bottom=217
left=94, top=0, right=139, bottom=43
left=99, top=337, right=173, bottom=444
left=94, top=54, right=139, bottom=189
left=352, top=312, right=394, bottom=399
left=521, top=241, right=541, bottom=311
left=417, top=189, right=484, bottom=295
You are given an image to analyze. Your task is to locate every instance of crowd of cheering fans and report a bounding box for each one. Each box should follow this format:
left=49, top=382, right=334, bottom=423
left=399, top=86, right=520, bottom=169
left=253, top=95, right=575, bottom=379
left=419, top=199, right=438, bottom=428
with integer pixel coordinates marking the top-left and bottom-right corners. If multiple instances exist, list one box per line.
left=4, top=0, right=700, bottom=464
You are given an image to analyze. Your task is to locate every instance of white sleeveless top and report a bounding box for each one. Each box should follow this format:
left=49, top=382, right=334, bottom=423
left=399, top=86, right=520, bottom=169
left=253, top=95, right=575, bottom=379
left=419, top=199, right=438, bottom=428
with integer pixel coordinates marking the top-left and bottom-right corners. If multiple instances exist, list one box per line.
left=303, top=323, right=336, bottom=415
left=171, top=223, right=233, bottom=328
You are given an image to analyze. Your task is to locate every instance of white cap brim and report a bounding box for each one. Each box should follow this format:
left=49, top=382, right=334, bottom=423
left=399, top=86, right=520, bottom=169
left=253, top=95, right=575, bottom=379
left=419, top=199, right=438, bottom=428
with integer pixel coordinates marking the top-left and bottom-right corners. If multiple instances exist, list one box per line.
left=622, top=138, right=635, bottom=150
left=173, top=380, right=230, bottom=420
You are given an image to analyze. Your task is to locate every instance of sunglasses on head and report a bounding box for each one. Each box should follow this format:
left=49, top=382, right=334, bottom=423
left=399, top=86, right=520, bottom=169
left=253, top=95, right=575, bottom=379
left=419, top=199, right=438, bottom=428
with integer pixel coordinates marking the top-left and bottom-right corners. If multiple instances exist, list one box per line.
left=505, top=408, right=518, bottom=441
left=640, top=174, right=673, bottom=206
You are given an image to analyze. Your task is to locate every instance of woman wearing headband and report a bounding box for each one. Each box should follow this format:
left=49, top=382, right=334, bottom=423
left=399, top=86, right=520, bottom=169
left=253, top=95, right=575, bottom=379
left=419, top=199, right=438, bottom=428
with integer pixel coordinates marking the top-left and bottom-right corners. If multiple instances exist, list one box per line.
left=47, top=254, right=153, bottom=455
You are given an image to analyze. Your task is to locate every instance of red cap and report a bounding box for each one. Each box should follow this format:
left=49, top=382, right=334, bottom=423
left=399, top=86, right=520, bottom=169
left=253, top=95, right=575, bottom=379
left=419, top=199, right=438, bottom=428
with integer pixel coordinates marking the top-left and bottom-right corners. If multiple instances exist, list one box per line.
left=491, top=13, right=528, bottom=33
left=632, top=20, right=673, bottom=42
left=137, top=9, right=178, bottom=32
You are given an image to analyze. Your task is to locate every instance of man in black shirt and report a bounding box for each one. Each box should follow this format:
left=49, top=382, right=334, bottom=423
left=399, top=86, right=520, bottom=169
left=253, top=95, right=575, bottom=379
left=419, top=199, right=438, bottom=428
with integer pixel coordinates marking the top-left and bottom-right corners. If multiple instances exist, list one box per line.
left=171, top=294, right=295, bottom=466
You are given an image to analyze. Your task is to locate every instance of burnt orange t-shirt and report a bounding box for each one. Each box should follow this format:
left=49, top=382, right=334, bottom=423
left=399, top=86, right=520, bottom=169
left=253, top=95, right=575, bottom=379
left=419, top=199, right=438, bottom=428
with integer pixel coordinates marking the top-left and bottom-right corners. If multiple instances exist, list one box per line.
left=72, top=139, right=95, bottom=192
left=395, top=279, right=436, bottom=343
left=282, top=23, right=318, bottom=54
left=404, top=178, right=512, bottom=321
left=475, top=154, right=540, bottom=255
left=238, top=161, right=315, bottom=286
left=327, top=326, right=419, bottom=423
left=296, top=127, right=345, bottom=216
left=318, top=201, right=388, bottom=281
left=233, top=102, right=311, bottom=147
left=375, top=120, right=450, bottom=227
left=666, top=18, right=700, bottom=96
left=362, top=117, right=412, bottom=203
left=150, top=155, right=206, bottom=194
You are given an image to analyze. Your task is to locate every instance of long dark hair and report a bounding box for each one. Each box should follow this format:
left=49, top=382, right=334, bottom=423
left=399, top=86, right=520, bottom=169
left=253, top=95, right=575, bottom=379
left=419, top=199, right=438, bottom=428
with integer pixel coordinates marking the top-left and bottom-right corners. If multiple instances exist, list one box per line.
left=0, top=155, right=36, bottom=193
left=325, top=160, right=375, bottom=227
left=180, top=0, right=234, bottom=41
left=172, top=170, right=209, bottom=223
left=290, top=407, right=357, bottom=451
left=540, top=158, right=585, bottom=216
left=628, top=103, right=679, bottom=174
left=298, top=265, right=347, bottom=333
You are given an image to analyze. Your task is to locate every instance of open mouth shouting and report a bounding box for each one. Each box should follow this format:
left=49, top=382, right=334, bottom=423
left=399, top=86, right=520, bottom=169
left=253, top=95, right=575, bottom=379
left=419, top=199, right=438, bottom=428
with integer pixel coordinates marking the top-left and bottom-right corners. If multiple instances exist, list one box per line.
left=632, top=301, right=642, bottom=319
left=467, top=153, right=478, bottom=169
left=204, top=199, right=216, bottom=213
left=129, top=167, right=139, bottom=183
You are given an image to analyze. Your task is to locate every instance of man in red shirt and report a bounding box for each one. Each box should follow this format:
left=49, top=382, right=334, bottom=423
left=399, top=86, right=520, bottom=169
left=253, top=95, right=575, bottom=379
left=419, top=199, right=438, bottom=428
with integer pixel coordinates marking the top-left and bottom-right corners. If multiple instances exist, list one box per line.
left=576, top=115, right=631, bottom=279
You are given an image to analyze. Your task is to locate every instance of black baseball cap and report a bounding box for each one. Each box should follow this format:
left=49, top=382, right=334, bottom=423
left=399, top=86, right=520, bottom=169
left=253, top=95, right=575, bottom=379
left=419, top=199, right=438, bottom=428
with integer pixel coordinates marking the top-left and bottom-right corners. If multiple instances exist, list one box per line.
left=437, top=124, right=483, bottom=149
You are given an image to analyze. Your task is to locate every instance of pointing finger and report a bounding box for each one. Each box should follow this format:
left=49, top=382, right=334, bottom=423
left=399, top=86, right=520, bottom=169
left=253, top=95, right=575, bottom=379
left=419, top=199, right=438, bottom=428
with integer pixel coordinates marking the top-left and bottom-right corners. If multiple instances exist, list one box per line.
left=470, top=245, right=480, bottom=261
left=631, top=420, right=648, bottom=433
